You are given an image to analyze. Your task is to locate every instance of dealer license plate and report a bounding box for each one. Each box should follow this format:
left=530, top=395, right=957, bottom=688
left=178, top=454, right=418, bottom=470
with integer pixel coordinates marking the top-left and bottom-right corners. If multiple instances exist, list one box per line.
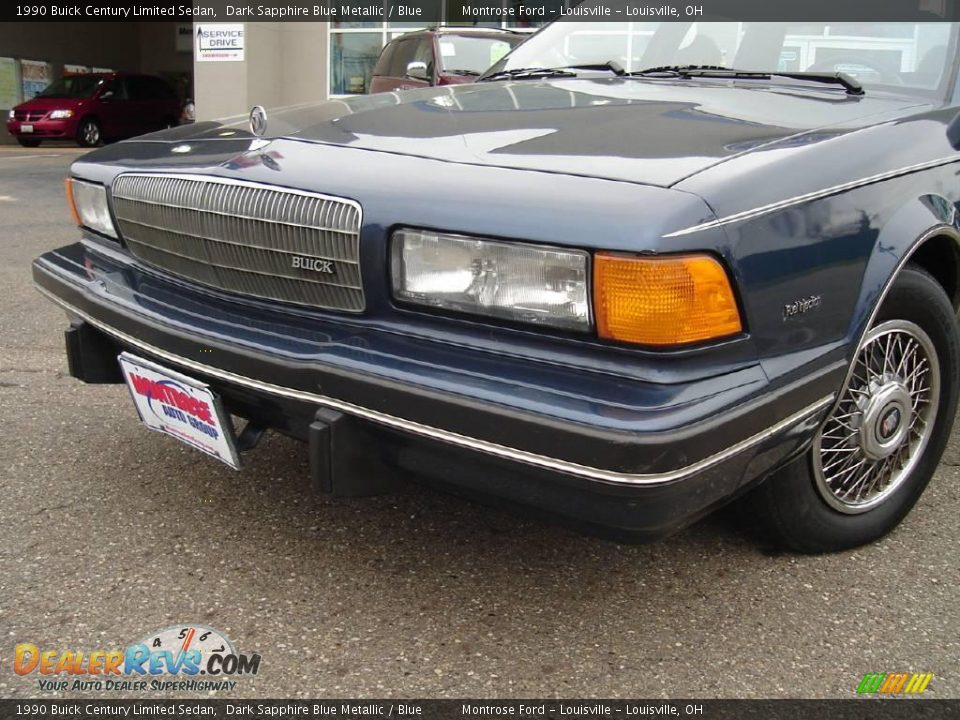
left=118, top=352, right=241, bottom=469
left=20, top=125, right=33, bottom=133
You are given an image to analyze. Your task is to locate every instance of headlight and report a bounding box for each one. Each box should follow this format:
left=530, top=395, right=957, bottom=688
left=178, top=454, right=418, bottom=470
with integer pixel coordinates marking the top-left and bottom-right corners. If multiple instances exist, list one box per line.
left=7, top=109, right=13, bottom=119
left=65, top=178, right=118, bottom=239
left=49, top=109, right=74, bottom=119
left=392, top=229, right=589, bottom=331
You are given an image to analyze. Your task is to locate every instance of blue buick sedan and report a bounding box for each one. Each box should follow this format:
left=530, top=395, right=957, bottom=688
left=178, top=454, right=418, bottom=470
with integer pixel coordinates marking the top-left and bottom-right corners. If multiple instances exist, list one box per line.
left=33, top=20, right=960, bottom=551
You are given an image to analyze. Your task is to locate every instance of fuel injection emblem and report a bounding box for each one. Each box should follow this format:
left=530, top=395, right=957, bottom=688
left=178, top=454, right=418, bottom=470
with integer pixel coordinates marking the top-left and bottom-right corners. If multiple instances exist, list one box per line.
left=291, top=256, right=335, bottom=274
left=783, top=294, right=822, bottom=320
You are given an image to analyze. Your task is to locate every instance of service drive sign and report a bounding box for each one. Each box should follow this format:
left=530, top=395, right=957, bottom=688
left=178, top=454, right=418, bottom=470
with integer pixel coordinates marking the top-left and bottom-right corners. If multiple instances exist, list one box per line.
left=196, top=23, right=245, bottom=62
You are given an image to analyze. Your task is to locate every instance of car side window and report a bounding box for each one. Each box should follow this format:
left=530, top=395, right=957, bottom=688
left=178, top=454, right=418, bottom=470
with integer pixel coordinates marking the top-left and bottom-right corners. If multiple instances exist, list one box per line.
left=413, top=38, right=435, bottom=77
left=147, top=77, right=176, bottom=100
left=388, top=39, right=417, bottom=78
left=373, top=42, right=396, bottom=77
left=126, top=78, right=148, bottom=101
left=100, top=79, right=128, bottom=101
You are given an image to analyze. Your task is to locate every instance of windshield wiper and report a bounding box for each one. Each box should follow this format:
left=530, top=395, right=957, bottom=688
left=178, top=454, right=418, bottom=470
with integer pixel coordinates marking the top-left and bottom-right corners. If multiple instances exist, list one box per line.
left=628, top=65, right=865, bottom=95
left=631, top=64, right=729, bottom=76
left=562, top=60, right=627, bottom=76
left=480, top=60, right=628, bottom=83
left=479, top=67, right=577, bottom=82
left=764, top=71, right=864, bottom=95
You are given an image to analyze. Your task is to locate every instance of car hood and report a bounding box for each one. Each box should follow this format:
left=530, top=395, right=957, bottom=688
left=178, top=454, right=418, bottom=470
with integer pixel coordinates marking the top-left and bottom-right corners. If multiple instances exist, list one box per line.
left=15, top=96, right=87, bottom=111
left=248, top=77, right=929, bottom=187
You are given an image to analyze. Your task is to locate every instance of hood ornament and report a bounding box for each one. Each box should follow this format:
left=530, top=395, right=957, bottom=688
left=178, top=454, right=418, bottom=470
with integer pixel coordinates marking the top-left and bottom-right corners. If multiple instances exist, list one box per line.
left=249, top=105, right=268, bottom=137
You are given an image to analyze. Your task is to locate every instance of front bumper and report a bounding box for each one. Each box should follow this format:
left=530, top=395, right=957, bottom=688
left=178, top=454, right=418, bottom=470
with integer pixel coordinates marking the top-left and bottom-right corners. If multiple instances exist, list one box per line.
left=33, top=241, right=842, bottom=539
left=7, top=117, right=74, bottom=139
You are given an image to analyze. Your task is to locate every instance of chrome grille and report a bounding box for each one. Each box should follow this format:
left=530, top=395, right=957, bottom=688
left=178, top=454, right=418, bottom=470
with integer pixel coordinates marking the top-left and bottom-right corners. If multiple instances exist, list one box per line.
left=111, top=174, right=364, bottom=312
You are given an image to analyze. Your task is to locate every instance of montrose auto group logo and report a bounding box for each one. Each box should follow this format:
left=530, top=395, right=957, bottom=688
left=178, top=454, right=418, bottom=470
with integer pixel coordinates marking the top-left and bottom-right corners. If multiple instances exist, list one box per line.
left=14, top=625, right=260, bottom=693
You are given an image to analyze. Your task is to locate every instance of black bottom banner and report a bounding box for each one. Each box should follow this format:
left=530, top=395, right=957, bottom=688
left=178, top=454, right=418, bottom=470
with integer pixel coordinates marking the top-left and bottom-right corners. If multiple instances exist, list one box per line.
left=2, top=699, right=958, bottom=720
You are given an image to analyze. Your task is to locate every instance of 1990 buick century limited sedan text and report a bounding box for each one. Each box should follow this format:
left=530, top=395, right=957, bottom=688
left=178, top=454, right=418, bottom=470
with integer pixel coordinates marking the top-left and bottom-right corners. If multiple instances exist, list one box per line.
left=33, top=20, right=960, bottom=551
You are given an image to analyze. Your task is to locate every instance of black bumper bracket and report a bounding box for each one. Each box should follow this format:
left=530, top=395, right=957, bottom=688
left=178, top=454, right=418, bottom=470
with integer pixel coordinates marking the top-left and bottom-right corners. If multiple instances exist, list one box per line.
left=235, top=421, right=268, bottom=453
left=65, top=320, right=123, bottom=384
left=308, top=407, right=398, bottom=497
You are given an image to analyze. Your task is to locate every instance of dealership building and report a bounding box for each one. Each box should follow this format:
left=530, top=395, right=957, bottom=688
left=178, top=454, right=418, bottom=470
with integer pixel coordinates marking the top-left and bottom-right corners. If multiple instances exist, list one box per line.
left=0, top=13, right=548, bottom=143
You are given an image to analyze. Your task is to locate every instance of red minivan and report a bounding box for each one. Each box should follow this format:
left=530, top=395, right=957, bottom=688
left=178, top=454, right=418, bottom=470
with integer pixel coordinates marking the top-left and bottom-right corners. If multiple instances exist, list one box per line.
left=6, top=72, right=180, bottom=148
left=369, top=28, right=525, bottom=94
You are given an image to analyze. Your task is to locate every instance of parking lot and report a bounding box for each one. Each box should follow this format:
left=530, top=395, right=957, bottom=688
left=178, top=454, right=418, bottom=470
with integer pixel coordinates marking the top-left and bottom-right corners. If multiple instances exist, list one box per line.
left=1, top=145, right=959, bottom=699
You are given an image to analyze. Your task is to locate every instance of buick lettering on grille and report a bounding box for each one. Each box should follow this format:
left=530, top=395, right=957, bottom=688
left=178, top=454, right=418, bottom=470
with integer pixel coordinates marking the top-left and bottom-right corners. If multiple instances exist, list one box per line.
left=292, top=256, right=336, bottom=274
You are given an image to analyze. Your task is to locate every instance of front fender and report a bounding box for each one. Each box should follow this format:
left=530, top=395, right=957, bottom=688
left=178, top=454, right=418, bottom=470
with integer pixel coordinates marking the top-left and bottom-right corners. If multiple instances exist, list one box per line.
left=849, top=194, right=960, bottom=350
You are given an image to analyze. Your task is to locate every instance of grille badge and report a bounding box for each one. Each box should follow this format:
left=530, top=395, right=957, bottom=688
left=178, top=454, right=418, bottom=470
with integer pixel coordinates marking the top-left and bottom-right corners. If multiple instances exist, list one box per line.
left=291, top=256, right=335, bottom=274
left=249, top=105, right=268, bottom=137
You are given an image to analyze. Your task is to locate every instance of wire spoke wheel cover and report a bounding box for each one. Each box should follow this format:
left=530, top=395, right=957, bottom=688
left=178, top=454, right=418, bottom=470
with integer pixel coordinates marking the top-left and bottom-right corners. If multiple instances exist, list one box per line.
left=814, top=319, right=940, bottom=513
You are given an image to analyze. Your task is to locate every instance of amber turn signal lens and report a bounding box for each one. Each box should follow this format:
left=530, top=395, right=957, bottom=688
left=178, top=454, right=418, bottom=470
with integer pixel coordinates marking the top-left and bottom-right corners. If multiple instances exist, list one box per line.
left=64, top=177, right=81, bottom=226
left=594, top=252, right=742, bottom=346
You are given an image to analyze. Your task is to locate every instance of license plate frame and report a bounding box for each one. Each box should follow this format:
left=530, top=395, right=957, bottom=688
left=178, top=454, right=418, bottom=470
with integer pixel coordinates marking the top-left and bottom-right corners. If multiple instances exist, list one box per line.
left=118, top=352, right=241, bottom=469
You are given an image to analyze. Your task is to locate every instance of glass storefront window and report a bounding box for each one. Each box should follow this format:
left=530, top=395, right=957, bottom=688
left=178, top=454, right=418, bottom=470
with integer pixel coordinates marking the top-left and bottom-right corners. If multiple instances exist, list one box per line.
left=330, top=32, right=384, bottom=95
left=328, top=1, right=562, bottom=96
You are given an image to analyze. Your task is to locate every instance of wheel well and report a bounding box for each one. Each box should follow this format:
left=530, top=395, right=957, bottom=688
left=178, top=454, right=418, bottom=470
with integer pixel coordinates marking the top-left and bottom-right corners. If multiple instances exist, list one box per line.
left=908, top=234, right=960, bottom=310
left=75, top=115, right=99, bottom=133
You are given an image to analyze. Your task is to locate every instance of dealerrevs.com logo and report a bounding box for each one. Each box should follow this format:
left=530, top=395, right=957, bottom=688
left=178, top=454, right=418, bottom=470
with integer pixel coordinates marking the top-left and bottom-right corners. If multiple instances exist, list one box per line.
left=14, top=625, right=261, bottom=693
left=856, top=672, right=934, bottom=696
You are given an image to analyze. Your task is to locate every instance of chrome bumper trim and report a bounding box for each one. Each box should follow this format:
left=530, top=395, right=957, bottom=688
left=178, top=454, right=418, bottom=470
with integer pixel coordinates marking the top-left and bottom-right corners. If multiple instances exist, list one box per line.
left=35, top=282, right=833, bottom=487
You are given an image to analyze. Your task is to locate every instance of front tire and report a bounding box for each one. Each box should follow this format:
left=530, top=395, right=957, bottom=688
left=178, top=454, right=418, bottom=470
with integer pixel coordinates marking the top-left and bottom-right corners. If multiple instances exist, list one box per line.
left=16, top=137, right=40, bottom=147
left=752, top=266, right=959, bottom=552
left=76, top=117, right=101, bottom=147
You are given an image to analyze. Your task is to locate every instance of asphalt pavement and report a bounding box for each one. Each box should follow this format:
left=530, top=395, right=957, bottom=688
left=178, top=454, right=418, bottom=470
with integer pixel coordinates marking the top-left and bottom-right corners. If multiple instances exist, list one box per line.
left=1, top=146, right=958, bottom=700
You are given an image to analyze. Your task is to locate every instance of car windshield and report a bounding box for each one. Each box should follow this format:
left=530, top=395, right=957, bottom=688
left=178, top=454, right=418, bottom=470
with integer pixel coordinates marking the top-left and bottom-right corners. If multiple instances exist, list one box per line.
left=439, top=34, right=523, bottom=75
left=37, top=74, right=104, bottom=99
left=488, top=22, right=956, bottom=94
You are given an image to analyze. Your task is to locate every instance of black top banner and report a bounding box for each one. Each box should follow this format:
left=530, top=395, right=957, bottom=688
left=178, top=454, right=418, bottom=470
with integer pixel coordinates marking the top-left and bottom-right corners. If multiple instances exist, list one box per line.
left=3, top=0, right=960, bottom=23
